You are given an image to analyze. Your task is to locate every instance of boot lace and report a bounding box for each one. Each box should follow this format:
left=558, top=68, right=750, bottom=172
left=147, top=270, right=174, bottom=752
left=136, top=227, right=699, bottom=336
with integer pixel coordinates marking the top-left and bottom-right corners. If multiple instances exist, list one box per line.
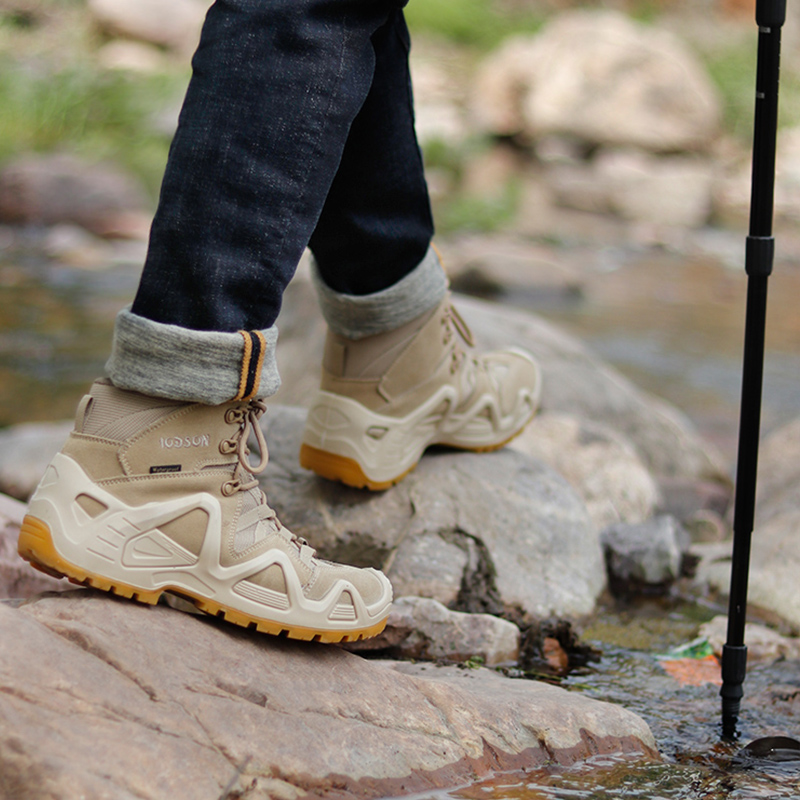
left=219, top=399, right=315, bottom=561
left=441, top=303, right=476, bottom=375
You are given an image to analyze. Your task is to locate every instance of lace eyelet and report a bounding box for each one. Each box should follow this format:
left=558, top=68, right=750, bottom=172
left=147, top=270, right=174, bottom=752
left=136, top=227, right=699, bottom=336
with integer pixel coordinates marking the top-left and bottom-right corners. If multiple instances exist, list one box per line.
left=221, top=480, right=240, bottom=497
left=225, top=408, right=244, bottom=424
left=219, top=438, right=237, bottom=454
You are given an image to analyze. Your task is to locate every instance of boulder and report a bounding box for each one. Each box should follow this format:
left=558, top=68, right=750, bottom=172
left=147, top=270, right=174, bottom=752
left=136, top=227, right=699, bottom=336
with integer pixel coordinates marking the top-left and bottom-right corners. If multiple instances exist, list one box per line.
left=592, top=149, right=715, bottom=228
left=511, top=412, right=661, bottom=530
left=601, top=515, right=689, bottom=596
left=694, top=417, right=800, bottom=627
left=0, top=154, right=152, bottom=239
left=87, top=0, right=210, bottom=54
left=700, top=615, right=800, bottom=665
left=0, top=592, right=656, bottom=799
left=374, top=596, right=521, bottom=666
left=261, top=406, right=605, bottom=619
left=470, top=10, right=721, bottom=152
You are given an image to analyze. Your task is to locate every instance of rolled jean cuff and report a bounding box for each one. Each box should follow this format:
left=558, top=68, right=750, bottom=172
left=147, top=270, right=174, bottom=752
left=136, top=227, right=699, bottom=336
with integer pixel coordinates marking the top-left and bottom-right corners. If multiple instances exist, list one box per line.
left=105, top=307, right=280, bottom=405
left=311, top=245, right=449, bottom=340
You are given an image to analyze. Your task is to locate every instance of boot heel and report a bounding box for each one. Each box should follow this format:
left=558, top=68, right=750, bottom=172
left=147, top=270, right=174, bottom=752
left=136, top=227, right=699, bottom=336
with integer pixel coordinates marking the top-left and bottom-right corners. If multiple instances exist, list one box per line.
left=18, top=514, right=162, bottom=605
left=299, top=443, right=415, bottom=491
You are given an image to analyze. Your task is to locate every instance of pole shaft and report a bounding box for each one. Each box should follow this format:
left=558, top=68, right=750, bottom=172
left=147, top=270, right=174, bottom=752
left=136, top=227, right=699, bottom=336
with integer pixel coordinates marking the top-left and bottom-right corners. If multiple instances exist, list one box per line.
left=720, top=0, right=784, bottom=737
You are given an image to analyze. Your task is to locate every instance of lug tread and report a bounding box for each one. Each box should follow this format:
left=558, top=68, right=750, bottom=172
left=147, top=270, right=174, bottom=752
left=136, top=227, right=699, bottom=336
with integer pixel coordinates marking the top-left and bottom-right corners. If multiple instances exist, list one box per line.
left=18, top=515, right=388, bottom=643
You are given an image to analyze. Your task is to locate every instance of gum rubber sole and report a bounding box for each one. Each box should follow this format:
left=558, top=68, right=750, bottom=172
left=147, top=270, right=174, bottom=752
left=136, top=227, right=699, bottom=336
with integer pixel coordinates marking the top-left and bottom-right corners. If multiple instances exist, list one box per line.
left=299, top=444, right=416, bottom=491
left=299, top=408, right=537, bottom=491
left=17, top=515, right=387, bottom=644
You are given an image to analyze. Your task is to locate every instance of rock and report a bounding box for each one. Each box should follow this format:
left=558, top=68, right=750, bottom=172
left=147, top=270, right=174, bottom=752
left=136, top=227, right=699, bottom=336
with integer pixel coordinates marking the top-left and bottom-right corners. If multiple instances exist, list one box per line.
left=0, top=592, right=656, bottom=799
left=0, top=154, right=152, bottom=239
left=409, top=45, right=469, bottom=145
left=471, top=10, right=721, bottom=152
left=596, top=149, right=715, bottom=228
left=42, top=224, right=112, bottom=269
left=261, top=406, right=604, bottom=619
left=548, top=149, right=716, bottom=228
left=454, top=294, right=728, bottom=484
left=0, top=493, right=66, bottom=598
left=87, top=0, right=210, bottom=55
left=700, top=615, right=800, bottom=665
left=373, top=596, right=521, bottom=666
left=272, top=272, right=729, bottom=486
left=511, top=412, right=661, bottom=530
left=753, top=416, right=800, bottom=526
left=444, top=233, right=584, bottom=306
left=656, top=476, right=733, bottom=522
left=602, top=515, right=689, bottom=595
left=682, top=510, right=729, bottom=544
left=694, top=417, right=800, bottom=628
left=717, top=127, right=800, bottom=225
left=96, top=39, right=171, bottom=73
left=0, top=420, right=72, bottom=501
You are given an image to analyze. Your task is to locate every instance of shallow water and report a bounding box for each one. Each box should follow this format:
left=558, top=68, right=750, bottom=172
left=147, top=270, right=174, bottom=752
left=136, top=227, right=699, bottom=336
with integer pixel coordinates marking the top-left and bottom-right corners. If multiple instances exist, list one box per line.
left=391, top=597, right=800, bottom=800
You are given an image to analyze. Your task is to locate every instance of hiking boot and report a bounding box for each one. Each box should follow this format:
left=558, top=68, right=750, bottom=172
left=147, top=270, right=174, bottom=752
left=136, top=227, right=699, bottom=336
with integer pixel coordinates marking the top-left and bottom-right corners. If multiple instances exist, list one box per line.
left=299, top=295, right=542, bottom=490
left=18, top=380, right=392, bottom=642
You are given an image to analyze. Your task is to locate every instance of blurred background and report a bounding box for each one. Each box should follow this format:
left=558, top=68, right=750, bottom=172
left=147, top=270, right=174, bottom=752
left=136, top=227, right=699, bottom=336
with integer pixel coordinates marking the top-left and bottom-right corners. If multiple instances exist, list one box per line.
left=1, top=0, right=799, bottom=465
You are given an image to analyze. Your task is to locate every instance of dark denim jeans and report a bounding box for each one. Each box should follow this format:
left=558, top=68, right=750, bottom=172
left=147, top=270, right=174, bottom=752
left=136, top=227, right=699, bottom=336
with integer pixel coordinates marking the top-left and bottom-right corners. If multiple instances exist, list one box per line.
left=131, top=0, right=434, bottom=334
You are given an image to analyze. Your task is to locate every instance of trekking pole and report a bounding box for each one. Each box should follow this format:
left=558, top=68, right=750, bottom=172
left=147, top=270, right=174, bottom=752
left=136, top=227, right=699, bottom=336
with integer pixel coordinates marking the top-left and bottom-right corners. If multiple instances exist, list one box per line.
left=720, top=0, right=786, bottom=740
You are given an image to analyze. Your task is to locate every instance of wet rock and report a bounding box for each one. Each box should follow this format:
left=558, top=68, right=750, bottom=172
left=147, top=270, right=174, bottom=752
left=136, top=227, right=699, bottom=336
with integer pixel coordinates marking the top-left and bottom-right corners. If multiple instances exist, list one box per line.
left=0, top=493, right=66, bottom=598
left=0, top=420, right=72, bottom=501
left=0, top=154, right=152, bottom=239
left=370, top=596, right=521, bottom=667
left=511, top=412, right=661, bottom=530
left=0, top=592, right=657, bottom=799
left=261, top=406, right=604, bottom=620
left=471, top=10, right=721, bottom=152
left=602, top=515, right=690, bottom=596
left=87, top=0, right=210, bottom=54
left=700, top=615, right=800, bottom=665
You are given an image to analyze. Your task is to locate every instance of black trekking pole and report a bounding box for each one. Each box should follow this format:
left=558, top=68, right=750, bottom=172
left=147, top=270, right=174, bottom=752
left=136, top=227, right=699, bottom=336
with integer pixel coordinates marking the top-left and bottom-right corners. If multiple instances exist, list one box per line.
left=720, top=0, right=786, bottom=740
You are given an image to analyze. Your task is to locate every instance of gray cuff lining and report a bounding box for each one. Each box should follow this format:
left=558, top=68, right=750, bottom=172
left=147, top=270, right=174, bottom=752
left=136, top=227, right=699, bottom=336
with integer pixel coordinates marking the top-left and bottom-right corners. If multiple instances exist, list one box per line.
left=105, top=308, right=280, bottom=405
left=311, top=246, right=449, bottom=339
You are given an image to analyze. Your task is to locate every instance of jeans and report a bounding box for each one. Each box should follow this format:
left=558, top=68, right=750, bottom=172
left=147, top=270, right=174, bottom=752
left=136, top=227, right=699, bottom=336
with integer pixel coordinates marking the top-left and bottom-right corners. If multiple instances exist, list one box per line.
left=107, top=0, right=449, bottom=404
left=130, top=0, right=436, bottom=334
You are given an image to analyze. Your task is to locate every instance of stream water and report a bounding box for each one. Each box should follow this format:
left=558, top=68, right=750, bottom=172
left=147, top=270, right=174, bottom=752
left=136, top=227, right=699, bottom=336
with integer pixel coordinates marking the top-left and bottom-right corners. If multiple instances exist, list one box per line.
left=2, top=231, right=800, bottom=798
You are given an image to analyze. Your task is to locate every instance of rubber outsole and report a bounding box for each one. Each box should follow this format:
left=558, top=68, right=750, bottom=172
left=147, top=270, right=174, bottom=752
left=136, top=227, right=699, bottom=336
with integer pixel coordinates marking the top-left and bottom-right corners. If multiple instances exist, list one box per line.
left=299, top=408, right=537, bottom=492
left=17, top=515, right=387, bottom=644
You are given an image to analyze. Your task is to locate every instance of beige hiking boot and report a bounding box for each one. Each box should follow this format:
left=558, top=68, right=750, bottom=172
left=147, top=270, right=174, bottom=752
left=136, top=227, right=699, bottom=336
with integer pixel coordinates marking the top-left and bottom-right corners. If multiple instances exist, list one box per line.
left=299, top=295, right=542, bottom=490
left=19, top=380, right=392, bottom=642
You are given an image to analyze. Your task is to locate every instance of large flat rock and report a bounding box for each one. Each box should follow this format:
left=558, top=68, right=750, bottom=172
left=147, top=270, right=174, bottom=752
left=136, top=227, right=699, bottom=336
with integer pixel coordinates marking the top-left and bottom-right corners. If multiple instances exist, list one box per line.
left=0, top=592, right=656, bottom=799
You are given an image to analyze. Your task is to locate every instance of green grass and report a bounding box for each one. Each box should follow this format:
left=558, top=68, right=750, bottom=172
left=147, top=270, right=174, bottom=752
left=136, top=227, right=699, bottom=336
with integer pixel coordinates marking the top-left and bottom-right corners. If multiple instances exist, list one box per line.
left=0, top=57, right=186, bottom=198
left=404, top=0, right=543, bottom=50
left=702, top=37, right=800, bottom=143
